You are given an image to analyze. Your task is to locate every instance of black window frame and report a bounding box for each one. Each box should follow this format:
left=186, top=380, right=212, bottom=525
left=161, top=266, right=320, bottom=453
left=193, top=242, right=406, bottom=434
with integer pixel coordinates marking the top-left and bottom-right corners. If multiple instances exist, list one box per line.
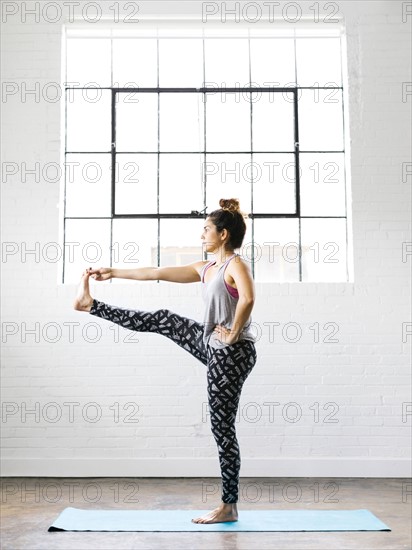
left=63, top=35, right=348, bottom=283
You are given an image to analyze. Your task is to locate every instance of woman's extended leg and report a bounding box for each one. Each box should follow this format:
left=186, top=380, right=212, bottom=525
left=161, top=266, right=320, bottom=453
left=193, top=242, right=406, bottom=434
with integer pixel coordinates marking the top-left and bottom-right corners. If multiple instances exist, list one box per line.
left=74, top=271, right=207, bottom=365
left=192, top=340, right=257, bottom=524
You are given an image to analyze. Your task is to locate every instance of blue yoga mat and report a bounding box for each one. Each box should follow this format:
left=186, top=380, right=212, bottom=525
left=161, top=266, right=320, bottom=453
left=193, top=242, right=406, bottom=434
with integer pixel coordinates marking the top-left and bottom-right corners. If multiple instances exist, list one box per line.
left=48, top=507, right=390, bottom=532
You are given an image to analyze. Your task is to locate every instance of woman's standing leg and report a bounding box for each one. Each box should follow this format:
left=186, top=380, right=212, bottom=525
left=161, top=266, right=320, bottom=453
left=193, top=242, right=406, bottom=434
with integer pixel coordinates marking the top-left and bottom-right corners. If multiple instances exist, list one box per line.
left=192, top=340, right=257, bottom=523
left=208, top=341, right=257, bottom=503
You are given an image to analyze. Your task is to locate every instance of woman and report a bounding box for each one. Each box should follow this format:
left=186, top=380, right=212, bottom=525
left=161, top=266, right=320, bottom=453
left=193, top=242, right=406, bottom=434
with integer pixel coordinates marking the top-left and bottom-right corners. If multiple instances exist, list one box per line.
left=73, top=198, right=257, bottom=524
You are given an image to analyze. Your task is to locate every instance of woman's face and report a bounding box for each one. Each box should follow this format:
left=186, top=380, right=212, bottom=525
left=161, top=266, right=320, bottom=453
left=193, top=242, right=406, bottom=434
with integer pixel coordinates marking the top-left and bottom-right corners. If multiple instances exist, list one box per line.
left=201, top=218, right=223, bottom=254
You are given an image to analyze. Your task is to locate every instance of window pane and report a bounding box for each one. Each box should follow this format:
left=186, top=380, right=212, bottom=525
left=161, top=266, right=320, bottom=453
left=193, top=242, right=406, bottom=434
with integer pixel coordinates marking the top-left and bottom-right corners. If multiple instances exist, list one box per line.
left=66, top=38, right=111, bottom=87
left=298, top=89, right=344, bottom=151
left=236, top=215, right=253, bottom=259
left=205, top=38, right=250, bottom=87
left=159, top=154, right=204, bottom=214
left=252, top=92, right=295, bottom=152
left=116, top=93, right=158, bottom=152
left=159, top=39, right=204, bottom=87
left=204, top=154, right=252, bottom=214
left=252, top=153, right=296, bottom=214
left=250, top=38, right=296, bottom=87
left=112, top=218, right=158, bottom=284
left=253, top=218, right=300, bottom=282
left=296, top=38, right=342, bottom=87
left=64, top=219, right=111, bottom=284
left=66, top=89, right=111, bottom=152
left=65, top=154, right=111, bottom=217
left=159, top=219, right=204, bottom=266
left=206, top=93, right=250, bottom=152
left=301, top=218, right=347, bottom=282
left=159, top=93, right=204, bottom=152
left=115, top=154, right=157, bottom=214
left=300, top=153, right=346, bottom=216
left=112, top=38, right=157, bottom=87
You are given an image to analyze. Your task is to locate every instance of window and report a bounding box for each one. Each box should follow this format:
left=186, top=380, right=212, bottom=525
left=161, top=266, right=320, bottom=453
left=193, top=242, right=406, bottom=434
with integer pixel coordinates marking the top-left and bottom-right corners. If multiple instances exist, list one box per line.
left=61, top=26, right=351, bottom=284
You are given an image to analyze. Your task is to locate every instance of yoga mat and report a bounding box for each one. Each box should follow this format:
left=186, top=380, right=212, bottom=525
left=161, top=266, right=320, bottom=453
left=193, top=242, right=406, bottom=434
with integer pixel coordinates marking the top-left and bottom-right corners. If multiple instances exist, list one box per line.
left=48, top=507, right=391, bottom=532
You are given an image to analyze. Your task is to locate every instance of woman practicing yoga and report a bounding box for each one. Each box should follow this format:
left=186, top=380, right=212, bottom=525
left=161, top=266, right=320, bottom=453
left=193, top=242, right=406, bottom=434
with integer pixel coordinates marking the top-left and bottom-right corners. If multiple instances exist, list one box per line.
left=73, top=198, right=257, bottom=524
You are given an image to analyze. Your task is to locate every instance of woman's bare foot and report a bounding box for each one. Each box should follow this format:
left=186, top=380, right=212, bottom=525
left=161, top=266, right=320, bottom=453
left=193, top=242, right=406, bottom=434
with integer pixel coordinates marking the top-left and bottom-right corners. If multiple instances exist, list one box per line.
left=73, top=270, right=94, bottom=313
left=191, top=502, right=238, bottom=524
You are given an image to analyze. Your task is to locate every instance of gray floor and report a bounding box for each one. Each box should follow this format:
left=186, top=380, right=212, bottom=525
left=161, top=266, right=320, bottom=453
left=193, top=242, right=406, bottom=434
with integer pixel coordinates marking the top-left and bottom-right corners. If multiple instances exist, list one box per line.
left=1, top=477, right=410, bottom=549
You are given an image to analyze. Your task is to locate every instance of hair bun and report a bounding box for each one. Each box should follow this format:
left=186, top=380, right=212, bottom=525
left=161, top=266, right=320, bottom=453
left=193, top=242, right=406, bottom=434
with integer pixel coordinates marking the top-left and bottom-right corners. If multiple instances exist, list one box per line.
left=219, top=198, right=240, bottom=214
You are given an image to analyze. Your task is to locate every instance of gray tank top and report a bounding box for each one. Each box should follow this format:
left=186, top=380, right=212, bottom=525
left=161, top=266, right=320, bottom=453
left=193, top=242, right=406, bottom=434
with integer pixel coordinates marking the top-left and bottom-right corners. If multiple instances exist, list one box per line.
left=200, top=253, right=257, bottom=349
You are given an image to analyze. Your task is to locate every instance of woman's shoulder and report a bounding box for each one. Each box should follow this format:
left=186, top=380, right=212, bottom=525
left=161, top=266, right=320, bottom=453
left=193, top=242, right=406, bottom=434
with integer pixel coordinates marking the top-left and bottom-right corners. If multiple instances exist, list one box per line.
left=226, top=254, right=253, bottom=280
left=230, top=254, right=252, bottom=270
left=194, top=260, right=214, bottom=277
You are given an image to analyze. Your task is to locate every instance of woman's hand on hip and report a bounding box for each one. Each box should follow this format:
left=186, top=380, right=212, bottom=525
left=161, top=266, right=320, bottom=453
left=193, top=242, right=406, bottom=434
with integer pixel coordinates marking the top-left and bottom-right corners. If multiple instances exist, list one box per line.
left=213, top=324, right=239, bottom=346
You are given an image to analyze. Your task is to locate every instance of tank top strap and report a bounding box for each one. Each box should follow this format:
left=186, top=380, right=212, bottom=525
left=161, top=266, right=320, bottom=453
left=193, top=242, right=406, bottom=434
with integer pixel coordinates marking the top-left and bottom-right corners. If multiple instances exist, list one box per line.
left=218, top=253, right=238, bottom=274
left=216, top=254, right=237, bottom=288
left=200, top=260, right=215, bottom=283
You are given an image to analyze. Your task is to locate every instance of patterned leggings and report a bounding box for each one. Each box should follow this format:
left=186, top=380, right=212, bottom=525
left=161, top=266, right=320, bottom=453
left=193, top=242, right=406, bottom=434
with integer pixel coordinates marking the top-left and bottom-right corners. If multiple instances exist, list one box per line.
left=89, top=299, right=257, bottom=504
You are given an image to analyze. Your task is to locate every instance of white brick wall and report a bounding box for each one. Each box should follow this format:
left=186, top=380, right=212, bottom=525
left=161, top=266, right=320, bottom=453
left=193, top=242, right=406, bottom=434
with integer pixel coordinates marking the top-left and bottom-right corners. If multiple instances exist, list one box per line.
left=1, top=1, right=411, bottom=477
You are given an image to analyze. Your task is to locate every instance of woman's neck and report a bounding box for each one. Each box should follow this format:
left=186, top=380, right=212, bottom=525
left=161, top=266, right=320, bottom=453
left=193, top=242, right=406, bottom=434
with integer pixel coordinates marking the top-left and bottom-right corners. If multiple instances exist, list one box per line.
left=213, top=251, right=236, bottom=267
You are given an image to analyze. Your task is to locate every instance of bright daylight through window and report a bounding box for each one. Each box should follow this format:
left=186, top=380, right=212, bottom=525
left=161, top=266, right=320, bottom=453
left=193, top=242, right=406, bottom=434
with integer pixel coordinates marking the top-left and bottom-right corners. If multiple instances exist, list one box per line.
left=62, top=28, right=350, bottom=284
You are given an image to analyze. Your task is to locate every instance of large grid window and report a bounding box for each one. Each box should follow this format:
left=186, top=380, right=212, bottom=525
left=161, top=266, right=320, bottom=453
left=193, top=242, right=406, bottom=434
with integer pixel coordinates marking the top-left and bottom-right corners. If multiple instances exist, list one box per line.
left=62, top=29, right=350, bottom=284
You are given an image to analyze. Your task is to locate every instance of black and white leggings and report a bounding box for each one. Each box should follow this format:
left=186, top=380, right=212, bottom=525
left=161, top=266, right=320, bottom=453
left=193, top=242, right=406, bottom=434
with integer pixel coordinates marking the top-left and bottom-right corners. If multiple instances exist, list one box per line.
left=89, top=299, right=257, bottom=504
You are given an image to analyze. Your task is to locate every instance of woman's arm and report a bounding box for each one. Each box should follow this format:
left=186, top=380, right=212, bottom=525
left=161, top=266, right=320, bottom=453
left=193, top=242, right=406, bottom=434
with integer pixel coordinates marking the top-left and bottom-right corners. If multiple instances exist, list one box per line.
left=87, top=261, right=206, bottom=283
left=230, top=297, right=255, bottom=339
left=229, top=260, right=255, bottom=337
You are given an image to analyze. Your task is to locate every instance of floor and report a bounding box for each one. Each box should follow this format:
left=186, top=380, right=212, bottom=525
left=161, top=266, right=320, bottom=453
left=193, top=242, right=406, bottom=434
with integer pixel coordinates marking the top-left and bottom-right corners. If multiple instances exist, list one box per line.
left=1, top=477, right=410, bottom=549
